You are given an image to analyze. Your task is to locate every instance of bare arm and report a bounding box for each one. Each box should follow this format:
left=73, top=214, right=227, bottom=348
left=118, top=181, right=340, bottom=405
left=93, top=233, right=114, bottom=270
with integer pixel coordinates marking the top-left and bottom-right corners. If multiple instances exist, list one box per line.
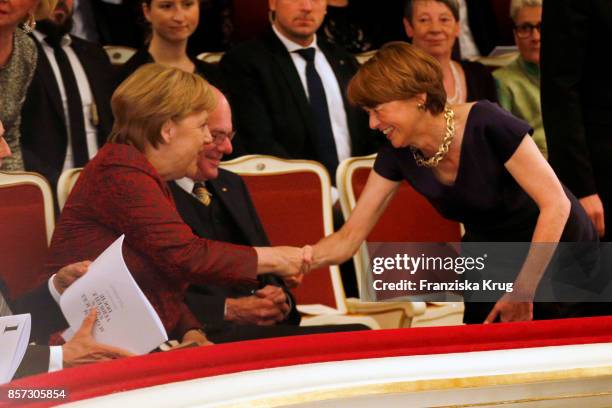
left=486, top=135, right=571, bottom=322
left=312, top=171, right=400, bottom=268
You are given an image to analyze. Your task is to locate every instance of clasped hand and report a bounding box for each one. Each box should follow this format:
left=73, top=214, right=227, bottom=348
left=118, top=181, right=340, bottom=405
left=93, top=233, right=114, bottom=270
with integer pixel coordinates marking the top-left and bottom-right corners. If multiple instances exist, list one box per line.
left=226, top=285, right=290, bottom=325
left=259, top=245, right=313, bottom=280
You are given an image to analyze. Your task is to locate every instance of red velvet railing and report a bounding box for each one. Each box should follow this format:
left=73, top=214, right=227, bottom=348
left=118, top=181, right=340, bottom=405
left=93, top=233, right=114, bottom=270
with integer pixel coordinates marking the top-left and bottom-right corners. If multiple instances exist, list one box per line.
left=2, top=316, right=612, bottom=407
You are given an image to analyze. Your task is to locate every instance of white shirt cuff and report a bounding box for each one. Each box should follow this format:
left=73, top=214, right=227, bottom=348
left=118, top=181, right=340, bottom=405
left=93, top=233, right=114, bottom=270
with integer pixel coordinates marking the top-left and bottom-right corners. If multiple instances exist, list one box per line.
left=48, top=274, right=62, bottom=304
left=48, top=346, right=63, bottom=372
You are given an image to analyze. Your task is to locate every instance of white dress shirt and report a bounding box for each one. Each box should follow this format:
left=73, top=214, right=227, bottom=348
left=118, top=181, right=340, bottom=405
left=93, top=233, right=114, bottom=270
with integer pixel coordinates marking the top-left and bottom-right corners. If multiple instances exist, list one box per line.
left=175, top=177, right=197, bottom=198
left=272, top=25, right=352, bottom=166
left=33, top=30, right=100, bottom=172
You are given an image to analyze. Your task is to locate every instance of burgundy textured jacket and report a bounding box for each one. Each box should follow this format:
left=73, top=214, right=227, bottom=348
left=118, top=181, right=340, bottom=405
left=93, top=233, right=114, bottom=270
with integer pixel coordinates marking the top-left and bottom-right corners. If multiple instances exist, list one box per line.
left=46, top=143, right=258, bottom=338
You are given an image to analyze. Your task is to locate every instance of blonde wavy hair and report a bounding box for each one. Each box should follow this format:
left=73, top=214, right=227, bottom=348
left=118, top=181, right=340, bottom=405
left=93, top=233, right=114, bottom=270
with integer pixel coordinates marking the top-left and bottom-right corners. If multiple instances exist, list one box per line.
left=109, top=63, right=216, bottom=151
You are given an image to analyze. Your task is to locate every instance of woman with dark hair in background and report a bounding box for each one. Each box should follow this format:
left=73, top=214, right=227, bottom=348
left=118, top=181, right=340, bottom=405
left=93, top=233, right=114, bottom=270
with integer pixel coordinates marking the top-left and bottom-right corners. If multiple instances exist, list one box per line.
left=116, top=0, right=222, bottom=86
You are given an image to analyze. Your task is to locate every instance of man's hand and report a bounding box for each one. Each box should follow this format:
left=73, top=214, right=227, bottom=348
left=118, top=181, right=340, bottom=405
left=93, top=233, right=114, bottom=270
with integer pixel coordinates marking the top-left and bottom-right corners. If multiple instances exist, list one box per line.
left=225, top=286, right=290, bottom=325
left=282, top=272, right=303, bottom=288
left=53, top=261, right=91, bottom=294
left=579, top=194, right=605, bottom=237
left=62, top=309, right=133, bottom=367
left=181, top=328, right=214, bottom=346
left=255, top=285, right=289, bottom=306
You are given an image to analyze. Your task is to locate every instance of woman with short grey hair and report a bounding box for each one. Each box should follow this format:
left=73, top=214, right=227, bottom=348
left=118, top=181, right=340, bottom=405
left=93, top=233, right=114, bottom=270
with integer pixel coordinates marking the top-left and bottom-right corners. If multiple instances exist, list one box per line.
left=402, top=0, right=498, bottom=105
left=494, top=0, right=546, bottom=156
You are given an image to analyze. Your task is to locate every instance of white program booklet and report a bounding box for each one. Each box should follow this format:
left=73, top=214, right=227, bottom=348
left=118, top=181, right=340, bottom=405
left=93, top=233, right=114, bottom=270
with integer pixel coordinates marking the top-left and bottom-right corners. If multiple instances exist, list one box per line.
left=0, top=313, right=31, bottom=384
left=60, top=235, right=168, bottom=355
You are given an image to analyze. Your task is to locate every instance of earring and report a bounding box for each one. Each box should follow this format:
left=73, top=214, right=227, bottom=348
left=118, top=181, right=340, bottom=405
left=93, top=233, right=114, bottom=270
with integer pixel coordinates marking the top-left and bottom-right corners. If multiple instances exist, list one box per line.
left=21, top=14, right=36, bottom=34
left=417, top=103, right=426, bottom=111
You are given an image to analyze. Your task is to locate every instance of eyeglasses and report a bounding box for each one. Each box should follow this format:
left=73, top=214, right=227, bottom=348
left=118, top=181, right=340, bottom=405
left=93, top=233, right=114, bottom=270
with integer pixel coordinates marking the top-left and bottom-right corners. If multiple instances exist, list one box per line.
left=210, top=130, right=236, bottom=145
left=514, top=22, right=541, bottom=38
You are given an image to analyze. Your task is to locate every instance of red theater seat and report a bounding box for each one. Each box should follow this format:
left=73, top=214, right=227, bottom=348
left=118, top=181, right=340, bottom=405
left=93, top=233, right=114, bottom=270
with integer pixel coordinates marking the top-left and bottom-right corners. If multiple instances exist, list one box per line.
left=222, top=155, right=343, bottom=311
left=336, top=155, right=461, bottom=286
left=0, top=172, right=55, bottom=299
left=221, top=155, right=425, bottom=329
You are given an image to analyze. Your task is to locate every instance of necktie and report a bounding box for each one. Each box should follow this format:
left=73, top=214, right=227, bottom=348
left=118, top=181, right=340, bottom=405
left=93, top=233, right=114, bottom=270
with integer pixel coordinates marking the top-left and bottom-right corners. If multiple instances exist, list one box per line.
left=193, top=182, right=212, bottom=206
left=0, top=289, right=12, bottom=317
left=295, top=48, right=340, bottom=179
left=45, top=35, right=89, bottom=167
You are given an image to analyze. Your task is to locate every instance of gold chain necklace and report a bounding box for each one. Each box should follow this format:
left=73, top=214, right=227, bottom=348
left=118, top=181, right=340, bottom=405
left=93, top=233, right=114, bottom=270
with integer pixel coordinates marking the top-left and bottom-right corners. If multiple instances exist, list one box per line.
left=410, top=106, right=455, bottom=168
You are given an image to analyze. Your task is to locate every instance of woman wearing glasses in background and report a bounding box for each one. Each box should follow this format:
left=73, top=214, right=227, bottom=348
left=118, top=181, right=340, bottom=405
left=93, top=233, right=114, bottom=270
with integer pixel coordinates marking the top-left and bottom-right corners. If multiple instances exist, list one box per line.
left=493, top=0, right=546, bottom=157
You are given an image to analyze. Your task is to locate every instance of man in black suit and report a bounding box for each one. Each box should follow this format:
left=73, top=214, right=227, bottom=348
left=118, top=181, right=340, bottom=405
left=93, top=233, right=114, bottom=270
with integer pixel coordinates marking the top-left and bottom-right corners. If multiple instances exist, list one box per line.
left=220, top=0, right=380, bottom=179
left=541, top=0, right=612, bottom=241
left=1, top=263, right=132, bottom=380
left=170, top=89, right=366, bottom=342
left=20, top=0, right=114, bottom=190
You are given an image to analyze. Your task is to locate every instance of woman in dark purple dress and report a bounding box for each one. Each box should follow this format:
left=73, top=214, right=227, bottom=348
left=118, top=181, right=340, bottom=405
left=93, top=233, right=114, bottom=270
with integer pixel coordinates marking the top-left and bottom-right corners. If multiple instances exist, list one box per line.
left=311, top=42, right=603, bottom=324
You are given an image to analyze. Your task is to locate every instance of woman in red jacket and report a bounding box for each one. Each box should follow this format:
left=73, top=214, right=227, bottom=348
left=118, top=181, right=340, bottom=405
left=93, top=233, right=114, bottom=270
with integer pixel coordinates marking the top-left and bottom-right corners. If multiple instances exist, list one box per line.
left=46, top=64, right=308, bottom=345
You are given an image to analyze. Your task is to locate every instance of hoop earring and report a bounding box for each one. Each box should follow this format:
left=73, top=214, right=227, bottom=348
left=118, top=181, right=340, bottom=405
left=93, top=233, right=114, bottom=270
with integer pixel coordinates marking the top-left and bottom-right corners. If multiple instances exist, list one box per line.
left=21, top=14, right=36, bottom=34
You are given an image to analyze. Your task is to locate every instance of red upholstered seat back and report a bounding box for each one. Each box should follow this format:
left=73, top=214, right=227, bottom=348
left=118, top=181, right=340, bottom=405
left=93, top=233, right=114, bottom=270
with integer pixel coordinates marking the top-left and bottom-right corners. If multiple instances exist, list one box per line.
left=240, top=172, right=340, bottom=308
left=352, top=168, right=461, bottom=242
left=0, top=183, right=50, bottom=299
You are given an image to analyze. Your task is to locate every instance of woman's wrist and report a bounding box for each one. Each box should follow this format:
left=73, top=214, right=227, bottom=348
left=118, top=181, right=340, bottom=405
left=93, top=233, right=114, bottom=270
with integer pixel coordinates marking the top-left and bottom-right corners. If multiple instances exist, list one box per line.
left=254, top=247, right=277, bottom=274
left=510, top=281, right=536, bottom=301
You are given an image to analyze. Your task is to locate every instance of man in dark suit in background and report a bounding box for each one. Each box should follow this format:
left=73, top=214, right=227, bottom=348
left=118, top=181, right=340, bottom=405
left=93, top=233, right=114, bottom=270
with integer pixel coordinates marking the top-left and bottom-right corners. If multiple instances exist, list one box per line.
left=170, top=89, right=366, bottom=342
left=20, top=0, right=114, bottom=190
left=541, top=0, right=612, bottom=242
left=220, top=0, right=379, bottom=180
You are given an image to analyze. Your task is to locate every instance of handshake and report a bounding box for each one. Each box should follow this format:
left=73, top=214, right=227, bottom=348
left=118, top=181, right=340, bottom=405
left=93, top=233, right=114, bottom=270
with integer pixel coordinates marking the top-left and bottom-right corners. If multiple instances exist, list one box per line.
left=254, top=245, right=314, bottom=286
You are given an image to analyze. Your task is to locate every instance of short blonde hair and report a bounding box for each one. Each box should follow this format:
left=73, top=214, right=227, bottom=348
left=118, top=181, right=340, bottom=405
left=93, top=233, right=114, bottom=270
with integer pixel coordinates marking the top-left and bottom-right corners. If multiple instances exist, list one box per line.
left=348, top=42, right=446, bottom=114
left=109, top=63, right=216, bottom=151
left=35, top=0, right=58, bottom=20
